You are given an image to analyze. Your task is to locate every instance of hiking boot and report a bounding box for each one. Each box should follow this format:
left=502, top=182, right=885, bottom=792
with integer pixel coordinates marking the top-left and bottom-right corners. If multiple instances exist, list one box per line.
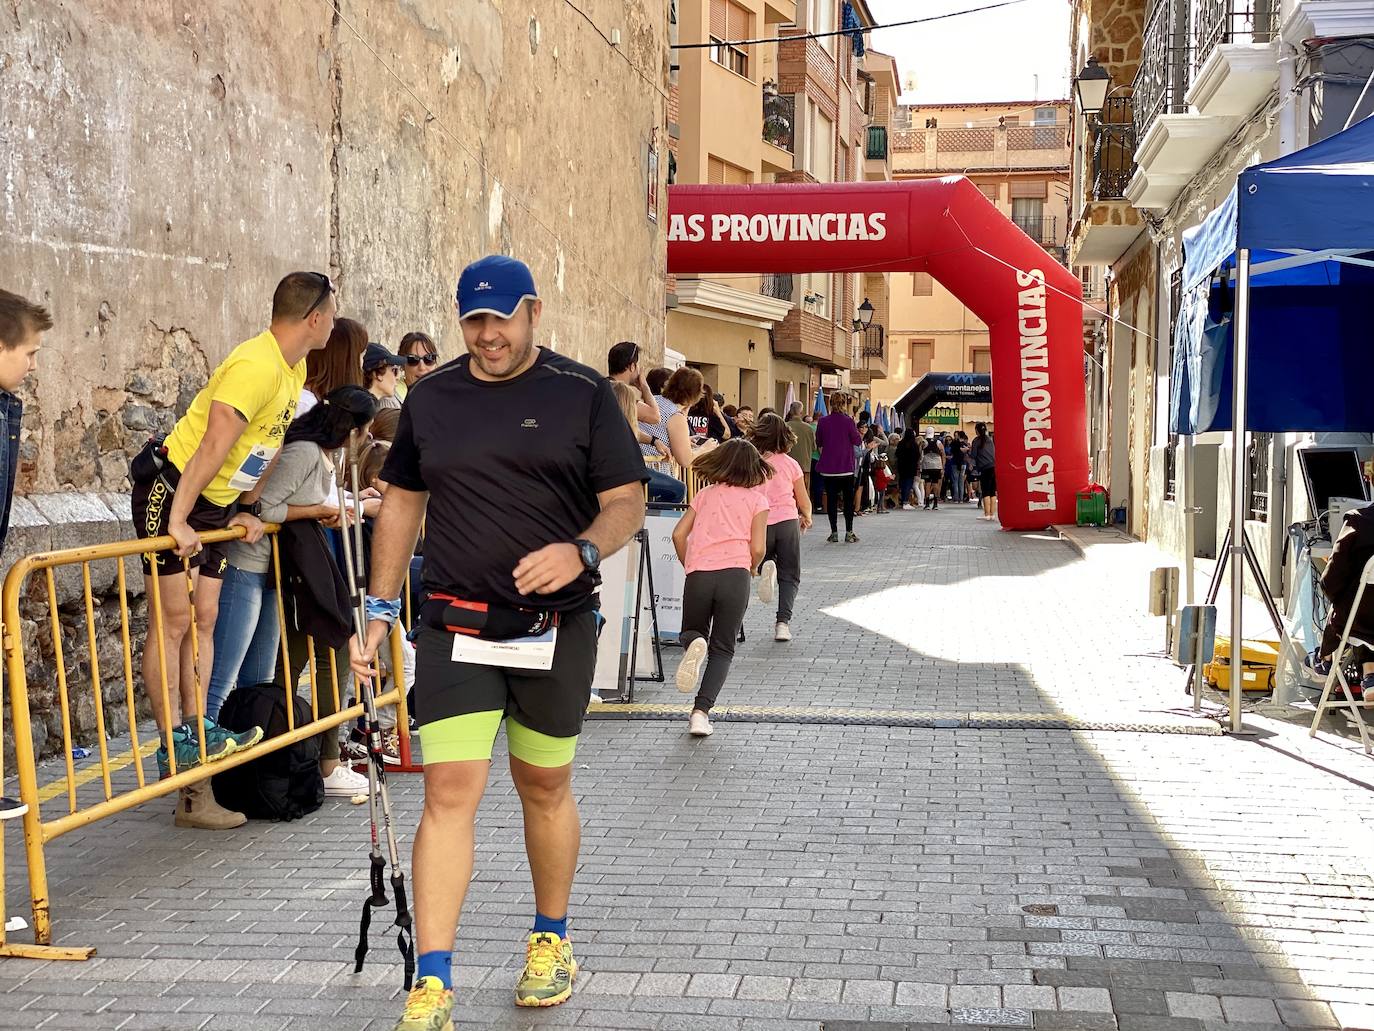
left=845, top=532, right=860, bottom=544
left=676, top=638, right=708, bottom=695
left=174, top=779, right=245, bottom=830
left=391, top=975, right=454, bottom=1031
left=774, top=622, right=792, bottom=643
left=825, top=532, right=839, bottom=543
left=688, top=709, right=714, bottom=737
left=515, top=932, right=578, bottom=1007
left=757, top=560, right=777, bottom=605
left=156, top=721, right=233, bottom=779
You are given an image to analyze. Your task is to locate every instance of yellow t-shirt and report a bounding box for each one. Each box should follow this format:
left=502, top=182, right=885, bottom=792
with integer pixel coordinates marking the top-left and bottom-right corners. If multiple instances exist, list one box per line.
left=165, top=330, right=307, bottom=506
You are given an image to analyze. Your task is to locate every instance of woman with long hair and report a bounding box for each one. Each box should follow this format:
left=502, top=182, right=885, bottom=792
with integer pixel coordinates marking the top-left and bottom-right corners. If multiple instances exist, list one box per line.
left=895, top=427, right=921, bottom=510
left=748, top=414, right=812, bottom=641
left=398, top=331, right=440, bottom=390
left=612, top=380, right=685, bottom=503
left=206, top=385, right=378, bottom=796
left=302, top=317, right=367, bottom=415
left=971, top=421, right=998, bottom=520
left=815, top=391, right=862, bottom=543
left=687, top=382, right=733, bottom=443
left=655, top=367, right=718, bottom=475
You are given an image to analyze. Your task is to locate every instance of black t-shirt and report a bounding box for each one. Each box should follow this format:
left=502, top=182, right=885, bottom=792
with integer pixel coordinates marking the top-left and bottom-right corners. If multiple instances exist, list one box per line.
left=381, top=349, right=648, bottom=612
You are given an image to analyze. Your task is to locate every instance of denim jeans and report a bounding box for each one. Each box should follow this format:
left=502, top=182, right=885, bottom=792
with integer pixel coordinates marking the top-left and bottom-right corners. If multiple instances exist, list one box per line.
left=207, top=564, right=281, bottom=721
left=950, top=466, right=966, bottom=502
left=645, top=466, right=686, bottom=504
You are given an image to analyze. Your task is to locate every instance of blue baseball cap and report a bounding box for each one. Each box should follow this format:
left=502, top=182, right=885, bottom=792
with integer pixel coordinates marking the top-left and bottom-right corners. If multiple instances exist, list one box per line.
left=456, top=255, right=539, bottom=321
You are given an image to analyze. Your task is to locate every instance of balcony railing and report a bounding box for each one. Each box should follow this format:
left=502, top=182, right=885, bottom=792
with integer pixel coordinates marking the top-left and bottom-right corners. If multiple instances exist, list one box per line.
left=1012, top=215, right=1060, bottom=247
left=760, top=273, right=794, bottom=301
left=1091, top=95, right=1137, bottom=200
left=762, top=86, right=795, bottom=153
left=1007, top=124, right=1068, bottom=151
left=1196, top=0, right=1275, bottom=71
left=861, top=324, right=885, bottom=359
left=866, top=125, right=888, bottom=161
left=1134, top=0, right=1193, bottom=142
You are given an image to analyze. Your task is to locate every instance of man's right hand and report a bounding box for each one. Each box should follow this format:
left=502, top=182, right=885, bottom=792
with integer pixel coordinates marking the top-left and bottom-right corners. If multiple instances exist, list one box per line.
left=349, top=620, right=392, bottom=684
left=168, top=520, right=201, bottom=559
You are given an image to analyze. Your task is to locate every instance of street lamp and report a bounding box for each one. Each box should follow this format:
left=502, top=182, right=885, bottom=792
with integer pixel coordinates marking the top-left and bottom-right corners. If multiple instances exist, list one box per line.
left=1074, top=56, right=1111, bottom=119
left=852, top=297, right=875, bottom=332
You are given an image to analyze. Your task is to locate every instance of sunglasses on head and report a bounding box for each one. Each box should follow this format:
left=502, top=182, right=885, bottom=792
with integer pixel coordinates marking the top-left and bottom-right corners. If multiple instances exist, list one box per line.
left=302, top=272, right=334, bottom=320
left=404, top=353, right=438, bottom=367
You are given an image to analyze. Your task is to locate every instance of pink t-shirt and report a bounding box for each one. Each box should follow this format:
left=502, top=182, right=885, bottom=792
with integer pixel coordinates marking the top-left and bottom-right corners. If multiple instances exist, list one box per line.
left=761, top=452, right=803, bottom=525
left=684, top=483, right=769, bottom=575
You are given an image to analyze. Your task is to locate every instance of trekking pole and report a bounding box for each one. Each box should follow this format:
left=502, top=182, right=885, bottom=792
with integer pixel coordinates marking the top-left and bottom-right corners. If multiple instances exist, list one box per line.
left=338, top=433, right=415, bottom=989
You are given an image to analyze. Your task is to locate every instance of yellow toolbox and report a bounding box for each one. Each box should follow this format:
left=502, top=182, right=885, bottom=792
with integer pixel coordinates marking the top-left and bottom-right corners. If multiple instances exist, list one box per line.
left=1203, top=636, right=1280, bottom=693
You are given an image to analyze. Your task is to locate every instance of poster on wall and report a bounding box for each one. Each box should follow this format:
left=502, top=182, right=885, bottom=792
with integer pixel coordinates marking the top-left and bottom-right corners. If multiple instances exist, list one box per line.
left=644, top=505, right=686, bottom=642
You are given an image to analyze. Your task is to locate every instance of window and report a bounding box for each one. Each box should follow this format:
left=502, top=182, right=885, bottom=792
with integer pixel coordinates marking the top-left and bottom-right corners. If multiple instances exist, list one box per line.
left=1033, top=106, right=1058, bottom=125
left=707, top=155, right=751, bottom=184
left=809, top=107, right=834, bottom=182
left=710, top=0, right=752, bottom=78
left=971, top=348, right=992, bottom=374
left=909, top=341, right=933, bottom=377
left=810, top=0, right=836, bottom=56
left=838, top=142, right=849, bottom=183
left=801, top=272, right=829, bottom=320
left=978, top=184, right=1000, bottom=205
left=911, top=272, right=933, bottom=296
left=1012, top=196, right=1045, bottom=240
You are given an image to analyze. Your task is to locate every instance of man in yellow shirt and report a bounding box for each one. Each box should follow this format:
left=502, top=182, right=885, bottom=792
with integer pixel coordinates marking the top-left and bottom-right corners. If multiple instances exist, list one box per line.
left=130, top=272, right=336, bottom=829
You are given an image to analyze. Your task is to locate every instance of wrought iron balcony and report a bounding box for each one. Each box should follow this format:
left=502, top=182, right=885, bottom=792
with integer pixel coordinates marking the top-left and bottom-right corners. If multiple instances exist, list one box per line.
left=866, top=125, right=889, bottom=161
left=1012, top=215, right=1060, bottom=247
left=760, top=273, right=794, bottom=302
left=762, top=85, right=795, bottom=153
left=1133, top=0, right=1193, bottom=142
left=861, top=324, right=885, bottom=359
left=1091, top=95, right=1136, bottom=200
left=1196, top=0, right=1275, bottom=71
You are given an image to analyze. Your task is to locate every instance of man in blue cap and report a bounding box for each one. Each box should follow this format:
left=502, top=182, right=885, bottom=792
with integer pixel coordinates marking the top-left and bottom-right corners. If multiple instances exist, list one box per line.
left=352, top=255, right=648, bottom=1029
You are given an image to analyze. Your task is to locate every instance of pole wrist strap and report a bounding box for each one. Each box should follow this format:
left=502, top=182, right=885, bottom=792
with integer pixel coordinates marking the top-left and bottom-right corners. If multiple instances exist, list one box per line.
left=365, top=595, right=402, bottom=626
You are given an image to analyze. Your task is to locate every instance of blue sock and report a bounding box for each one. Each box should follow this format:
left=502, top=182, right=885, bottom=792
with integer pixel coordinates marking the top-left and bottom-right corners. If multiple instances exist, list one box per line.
left=533, top=911, right=568, bottom=939
left=417, top=950, right=452, bottom=989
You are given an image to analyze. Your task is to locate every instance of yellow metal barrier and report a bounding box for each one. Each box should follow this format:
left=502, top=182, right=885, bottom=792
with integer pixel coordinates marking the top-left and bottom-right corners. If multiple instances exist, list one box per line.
left=0, top=524, right=409, bottom=960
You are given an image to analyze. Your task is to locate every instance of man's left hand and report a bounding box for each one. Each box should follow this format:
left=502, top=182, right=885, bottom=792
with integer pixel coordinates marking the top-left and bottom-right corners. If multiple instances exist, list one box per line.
left=229, top=512, right=266, bottom=544
left=514, top=542, right=584, bottom=596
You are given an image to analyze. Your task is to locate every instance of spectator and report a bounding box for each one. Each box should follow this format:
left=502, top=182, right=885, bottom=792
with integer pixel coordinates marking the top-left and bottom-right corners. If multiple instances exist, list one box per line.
left=784, top=401, right=817, bottom=509
left=895, top=428, right=921, bottom=509
left=971, top=421, right=997, bottom=521
left=606, top=340, right=660, bottom=426
left=131, top=271, right=334, bottom=829
left=658, top=367, right=718, bottom=474
left=920, top=435, right=945, bottom=509
left=734, top=405, right=756, bottom=435
left=363, top=342, right=406, bottom=412
left=300, top=316, right=366, bottom=416
left=815, top=391, right=862, bottom=543
left=612, top=380, right=684, bottom=503
left=946, top=430, right=969, bottom=503
left=398, top=331, right=440, bottom=391
left=638, top=366, right=677, bottom=465
left=369, top=406, right=401, bottom=444
left=0, top=290, right=47, bottom=558
left=206, top=386, right=378, bottom=798
left=687, top=383, right=732, bottom=443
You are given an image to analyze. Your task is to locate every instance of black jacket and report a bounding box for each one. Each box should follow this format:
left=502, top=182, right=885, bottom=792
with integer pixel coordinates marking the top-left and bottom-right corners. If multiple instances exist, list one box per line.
left=1320, top=505, right=1374, bottom=657
left=277, top=520, right=354, bottom=650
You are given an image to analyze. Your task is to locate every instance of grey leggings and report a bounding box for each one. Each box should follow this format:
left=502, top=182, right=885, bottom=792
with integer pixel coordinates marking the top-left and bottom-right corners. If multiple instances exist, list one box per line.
left=764, top=519, right=802, bottom=623
left=680, top=567, right=751, bottom=714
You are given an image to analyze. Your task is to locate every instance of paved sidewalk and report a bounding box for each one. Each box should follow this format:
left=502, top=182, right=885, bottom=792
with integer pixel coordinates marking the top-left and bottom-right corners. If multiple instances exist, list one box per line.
left=3, top=508, right=1374, bottom=1030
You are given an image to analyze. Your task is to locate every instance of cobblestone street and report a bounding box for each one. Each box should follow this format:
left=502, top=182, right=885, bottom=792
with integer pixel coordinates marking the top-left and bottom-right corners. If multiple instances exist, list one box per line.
left=5, top=508, right=1374, bottom=1030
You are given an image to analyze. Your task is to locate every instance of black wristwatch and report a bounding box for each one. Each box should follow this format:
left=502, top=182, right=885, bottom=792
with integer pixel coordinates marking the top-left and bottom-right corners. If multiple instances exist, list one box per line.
left=573, top=539, right=600, bottom=572
left=242, top=500, right=263, bottom=518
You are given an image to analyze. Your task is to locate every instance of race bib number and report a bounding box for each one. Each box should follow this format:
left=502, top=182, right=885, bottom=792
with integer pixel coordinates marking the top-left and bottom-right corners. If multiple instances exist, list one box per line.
left=227, top=444, right=279, bottom=493
left=451, top=626, right=558, bottom=671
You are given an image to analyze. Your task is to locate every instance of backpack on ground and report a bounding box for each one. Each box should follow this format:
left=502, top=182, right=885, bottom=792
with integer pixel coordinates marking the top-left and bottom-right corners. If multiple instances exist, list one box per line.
left=212, top=683, right=325, bottom=821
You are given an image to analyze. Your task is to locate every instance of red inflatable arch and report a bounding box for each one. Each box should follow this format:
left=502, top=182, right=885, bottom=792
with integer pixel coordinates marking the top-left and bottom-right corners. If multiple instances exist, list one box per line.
left=666, top=179, right=1088, bottom=531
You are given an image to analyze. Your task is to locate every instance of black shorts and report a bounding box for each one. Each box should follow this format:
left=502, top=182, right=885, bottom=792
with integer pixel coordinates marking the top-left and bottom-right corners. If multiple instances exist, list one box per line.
left=980, top=468, right=998, bottom=497
left=130, top=447, right=234, bottom=579
left=921, top=469, right=943, bottom=484
left=412, top=608, right=599, bottom=747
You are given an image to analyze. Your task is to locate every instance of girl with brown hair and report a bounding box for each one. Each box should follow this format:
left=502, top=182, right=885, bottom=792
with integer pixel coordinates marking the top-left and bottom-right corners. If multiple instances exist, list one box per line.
left=302, top=317, right=367, bottom=414
left=748, top=413, right=812, bottom=642
left=670, top=439, right=772, bottom=737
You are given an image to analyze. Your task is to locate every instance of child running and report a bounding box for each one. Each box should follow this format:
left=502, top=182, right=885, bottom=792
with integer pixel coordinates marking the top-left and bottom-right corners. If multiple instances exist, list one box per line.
left=671, top=439, right=772, bottom=737
left=748, top=413, right=812, bottom=642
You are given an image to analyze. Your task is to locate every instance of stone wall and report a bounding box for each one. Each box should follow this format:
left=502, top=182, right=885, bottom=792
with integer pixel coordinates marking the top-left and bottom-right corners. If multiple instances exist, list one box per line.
left=0, top=0, right=669, bottom=761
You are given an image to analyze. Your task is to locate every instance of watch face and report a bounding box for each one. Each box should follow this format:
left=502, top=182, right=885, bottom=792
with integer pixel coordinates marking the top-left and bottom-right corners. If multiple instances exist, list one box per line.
left=579, top=541, right=599, bottom=568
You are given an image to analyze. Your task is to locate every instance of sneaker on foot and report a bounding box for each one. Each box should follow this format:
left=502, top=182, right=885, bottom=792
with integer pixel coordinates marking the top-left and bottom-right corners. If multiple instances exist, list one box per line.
left=322, top=763, right=370, bottom=797
left=757, top=560, right=777, bottom=605
left=845, top=532, right=860, bottom=544
left=825, top=532, right=839, bottom=543
left=203, top=717, right=263, bottom=754
left=902, top=504, right=917, bottom=511
left=688, top=709, right=714, bottom=737
left=1303, top=649, right=1333, bottom=679
left=515, top=932, right=577, bottom=1007
left=774, top=622, right=792, bottom=643
left=381, top=728, right=403, bottom=765
left=392, top=974, right=454, bottom=1030
left=156, top=721, right=232, bottom=778
left=676, top=638, right=708, bottom=695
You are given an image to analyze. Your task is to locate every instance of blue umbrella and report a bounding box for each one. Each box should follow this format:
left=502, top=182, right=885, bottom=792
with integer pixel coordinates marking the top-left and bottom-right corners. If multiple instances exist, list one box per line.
left=862, top=397, right=871, bottom=416
left=879, top=405, right=890, bottom=434
left=813, top=388, right=828, bottom=416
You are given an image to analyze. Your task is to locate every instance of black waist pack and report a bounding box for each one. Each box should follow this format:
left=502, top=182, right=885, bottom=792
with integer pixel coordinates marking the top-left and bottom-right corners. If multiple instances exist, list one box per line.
left=419, top=592, right=559, bottom=641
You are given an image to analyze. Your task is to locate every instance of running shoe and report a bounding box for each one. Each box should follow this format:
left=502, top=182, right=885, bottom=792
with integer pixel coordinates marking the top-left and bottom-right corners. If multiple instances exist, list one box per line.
left=391, top=975, right=454, bottom=1030
left=825, top=532, right=839, bottom=543
left=676, top=637, right=708, bottom=695
left=757, top=560, right=777, bottom=605
left=689, top=710, right=714, bottom=737
left=156, top=721, right=233, bottom=778
left=1303, top=649, right=1332, bottom=679
left=845, top=532, right=860, bottom=544
left=515, top=932, right=578, bottom=1007
left=774, top=622, right=792, bottom=643
left=903, top=504, right=917, bottom=511
left=322, top=763, right=370, bottom=797
left=203, top=717, right=263, bottom=754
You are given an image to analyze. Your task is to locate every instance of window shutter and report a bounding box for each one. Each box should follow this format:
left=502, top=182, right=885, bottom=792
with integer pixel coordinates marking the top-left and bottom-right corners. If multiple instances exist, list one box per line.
left=708, top=156, right=726, bottom=184
left=979, top=184, right=999, bottom=204
left=726, top=0, right=750, bottom=41
left=912, top=272, right=933, bottom=296
left=711, top=0, right=728, bottom=39
left=1010, top=179, right=1048, bottom=198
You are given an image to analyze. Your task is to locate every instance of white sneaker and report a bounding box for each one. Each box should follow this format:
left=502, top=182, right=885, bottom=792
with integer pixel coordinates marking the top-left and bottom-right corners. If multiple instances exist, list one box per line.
left=774, top=622, right=792, bottom=642
left=688, top=710, right=713, bottom=737
left=321, top=763, right=370, bottom=797
left=676, top=637, right=708, bottom=695
left=757, top=560, right=777, bottom=605
left=902, top=504, right=917, bottom=511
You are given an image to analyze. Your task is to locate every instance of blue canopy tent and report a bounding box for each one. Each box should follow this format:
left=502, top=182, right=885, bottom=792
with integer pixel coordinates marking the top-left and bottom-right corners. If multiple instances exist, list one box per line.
left=1169, top=114, right=1374, bottom=731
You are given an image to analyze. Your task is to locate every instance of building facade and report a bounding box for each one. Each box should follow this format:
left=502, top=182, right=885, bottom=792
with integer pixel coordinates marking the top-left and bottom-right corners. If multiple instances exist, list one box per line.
left=667, top=0, right=897, bottom=412
left=875, top=100, right=1075, bottom=436
left=1068, top=0, right=1374, bottom=592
